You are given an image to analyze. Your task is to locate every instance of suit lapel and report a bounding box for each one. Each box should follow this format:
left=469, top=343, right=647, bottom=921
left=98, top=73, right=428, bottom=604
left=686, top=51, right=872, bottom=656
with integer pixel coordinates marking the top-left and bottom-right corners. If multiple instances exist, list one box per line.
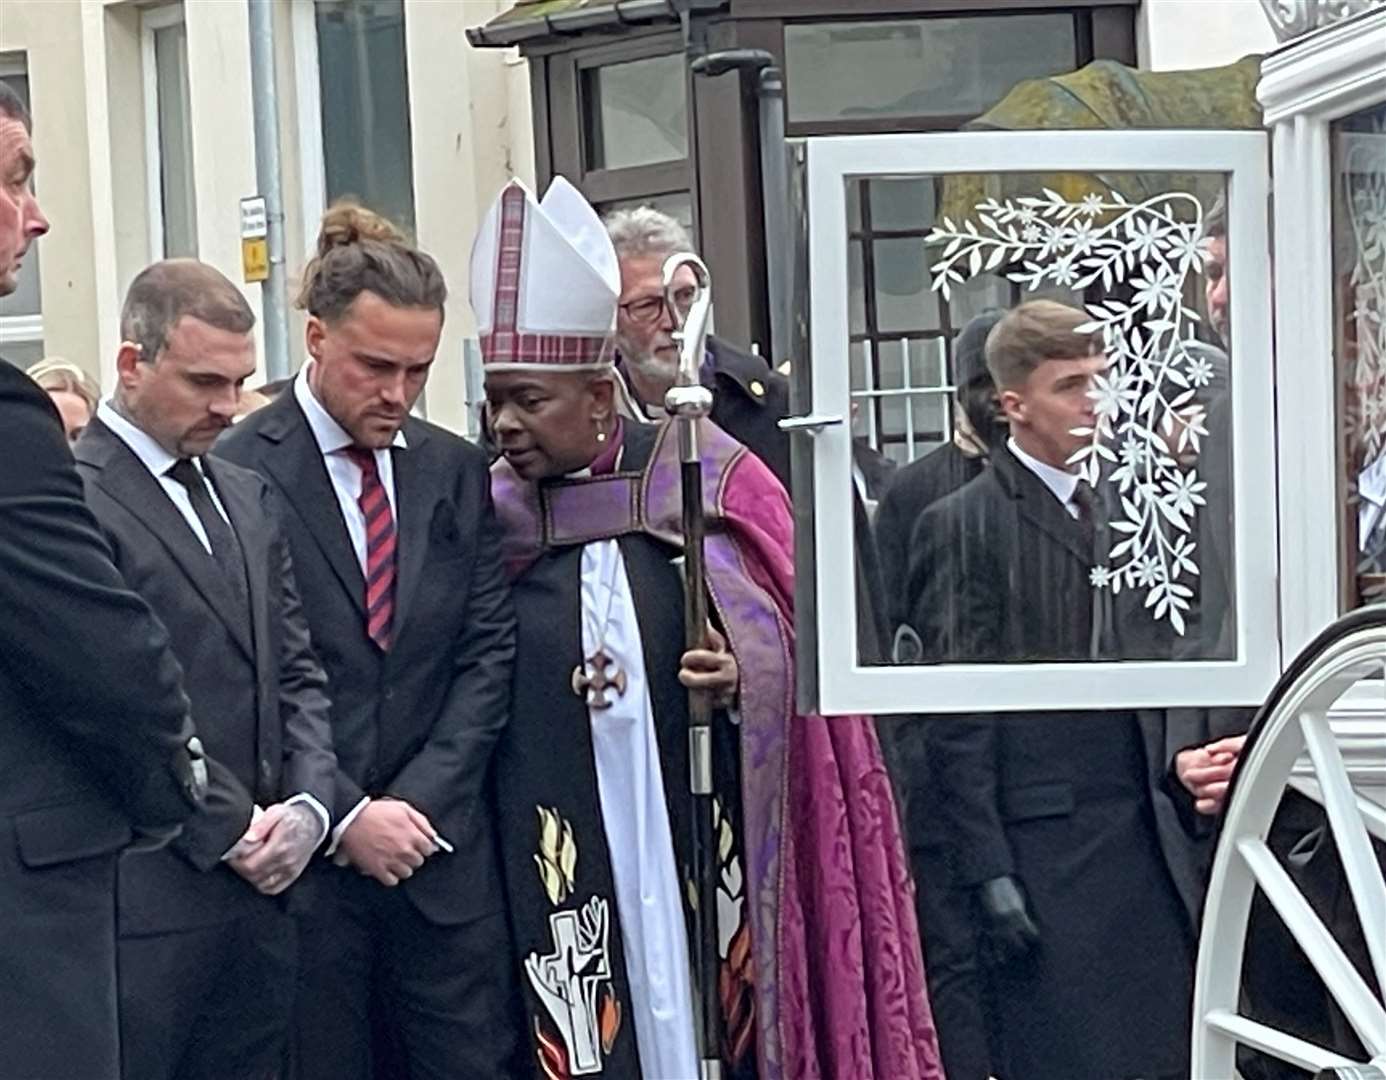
left=389, top=420, right=433, bottom=637
left=259, top=397, right=366, bottom=616
left=995, top=447, right=1093, bottom=566
left=206, top=457, right=269, bottom=676
left=80, top=419, right=255, bottom=660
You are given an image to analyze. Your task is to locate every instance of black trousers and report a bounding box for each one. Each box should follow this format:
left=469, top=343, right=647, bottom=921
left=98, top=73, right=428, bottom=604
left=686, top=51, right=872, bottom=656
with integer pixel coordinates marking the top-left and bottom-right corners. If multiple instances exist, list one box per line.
left=119, top=904, right=296, bottom=1080
left=291, top=867, right=524, bottom=1080
left=912, top=840, right=997, bottom=1080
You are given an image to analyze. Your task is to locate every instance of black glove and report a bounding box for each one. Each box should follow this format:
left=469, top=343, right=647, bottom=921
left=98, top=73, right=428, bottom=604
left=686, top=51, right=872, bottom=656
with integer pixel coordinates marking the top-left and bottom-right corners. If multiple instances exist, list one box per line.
left=975, top=874, right=1040, bottom=967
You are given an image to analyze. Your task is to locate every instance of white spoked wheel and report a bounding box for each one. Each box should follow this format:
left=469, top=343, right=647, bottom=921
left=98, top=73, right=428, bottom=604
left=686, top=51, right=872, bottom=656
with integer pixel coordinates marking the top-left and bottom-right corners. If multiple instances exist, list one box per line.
left=1193, top=607, right=1386, bottom=1078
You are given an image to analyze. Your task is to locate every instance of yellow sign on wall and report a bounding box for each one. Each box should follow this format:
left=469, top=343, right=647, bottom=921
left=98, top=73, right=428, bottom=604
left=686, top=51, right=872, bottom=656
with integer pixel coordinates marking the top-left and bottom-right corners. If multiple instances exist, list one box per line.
left=242, top=237, right=269, bottom=283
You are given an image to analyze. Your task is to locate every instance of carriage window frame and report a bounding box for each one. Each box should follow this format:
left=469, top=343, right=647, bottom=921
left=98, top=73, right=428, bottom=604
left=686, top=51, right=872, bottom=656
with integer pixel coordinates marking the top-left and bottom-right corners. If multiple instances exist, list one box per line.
left=803, top=130, right=1279, bottom=715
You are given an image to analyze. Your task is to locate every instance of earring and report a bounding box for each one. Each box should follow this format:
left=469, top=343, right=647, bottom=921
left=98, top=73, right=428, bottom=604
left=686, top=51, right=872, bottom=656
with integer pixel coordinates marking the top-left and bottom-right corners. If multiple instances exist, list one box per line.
left=596, top=429, right=608, bottom=444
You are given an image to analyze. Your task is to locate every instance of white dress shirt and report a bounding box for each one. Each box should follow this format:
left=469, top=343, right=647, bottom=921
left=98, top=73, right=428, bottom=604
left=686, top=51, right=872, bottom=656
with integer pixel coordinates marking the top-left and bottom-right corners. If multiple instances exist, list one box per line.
left=1359, top=454, right=1386, bottom=551
left=293, top=364, right=405, bottom=575
left=96, top=401, right=329, bottom=847
left=1008, top=435, right=1082, bottom=519
left=97, top=401, right=232, bottom=553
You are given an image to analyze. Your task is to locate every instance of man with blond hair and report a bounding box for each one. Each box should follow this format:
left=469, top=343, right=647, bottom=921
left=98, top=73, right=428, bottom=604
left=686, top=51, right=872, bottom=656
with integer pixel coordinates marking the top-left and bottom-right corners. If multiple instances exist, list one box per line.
left=905, top=300, right=1200, bottom=1080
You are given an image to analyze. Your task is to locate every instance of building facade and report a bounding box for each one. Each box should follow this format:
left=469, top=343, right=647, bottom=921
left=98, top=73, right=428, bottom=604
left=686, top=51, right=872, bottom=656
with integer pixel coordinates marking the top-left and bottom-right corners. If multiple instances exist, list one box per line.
left=1, top=0, right=1273, bottom=432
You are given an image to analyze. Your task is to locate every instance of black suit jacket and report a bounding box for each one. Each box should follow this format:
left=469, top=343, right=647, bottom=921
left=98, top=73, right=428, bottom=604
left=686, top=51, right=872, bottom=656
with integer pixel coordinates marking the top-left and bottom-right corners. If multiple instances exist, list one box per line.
left=876, top=442, right=986, bottom=632
left=0, top=362, right=201, bottom=1079
left=75, top=417, right=336, bottom=934
left=217, top=392, right=516, bottom=925
left=905, top=446, right=1203, bottom=921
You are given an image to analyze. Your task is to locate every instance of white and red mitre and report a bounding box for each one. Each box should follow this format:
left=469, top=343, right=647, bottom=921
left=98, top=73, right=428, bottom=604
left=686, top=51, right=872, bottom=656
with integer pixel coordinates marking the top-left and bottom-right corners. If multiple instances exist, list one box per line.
left=469, top=177, right=620, bottom=372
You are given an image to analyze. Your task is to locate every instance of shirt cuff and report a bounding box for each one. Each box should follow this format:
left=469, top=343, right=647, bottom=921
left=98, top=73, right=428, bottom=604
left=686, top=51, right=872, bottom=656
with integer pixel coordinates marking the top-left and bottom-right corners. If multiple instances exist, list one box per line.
left=325, top=796, right=371, bottom=857
left=286, top=792, right=332, bottom=848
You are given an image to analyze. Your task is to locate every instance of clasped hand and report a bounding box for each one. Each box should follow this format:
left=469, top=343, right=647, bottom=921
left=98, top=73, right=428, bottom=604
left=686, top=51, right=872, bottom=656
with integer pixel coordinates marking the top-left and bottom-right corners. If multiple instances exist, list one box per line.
left=679, top=625, right=738, bottom=709
left=333, top=798, right=443, bottom=887
left=1174, top=734, right=1245, bottom=816
left=226, top=802, right=321, bottom=896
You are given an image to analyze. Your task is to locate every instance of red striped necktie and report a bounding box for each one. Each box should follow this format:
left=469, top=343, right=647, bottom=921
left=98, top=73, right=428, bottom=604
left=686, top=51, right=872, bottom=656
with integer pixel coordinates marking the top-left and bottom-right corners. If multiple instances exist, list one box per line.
left=346, top=447, right=396, bottom=651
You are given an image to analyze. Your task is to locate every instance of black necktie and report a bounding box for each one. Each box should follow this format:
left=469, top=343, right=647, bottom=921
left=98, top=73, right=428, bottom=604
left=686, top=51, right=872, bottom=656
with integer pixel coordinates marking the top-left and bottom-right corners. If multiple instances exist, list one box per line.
left=167, top=457, right=250, bottom=614
left=1071, top=482, right=1118, bottom=658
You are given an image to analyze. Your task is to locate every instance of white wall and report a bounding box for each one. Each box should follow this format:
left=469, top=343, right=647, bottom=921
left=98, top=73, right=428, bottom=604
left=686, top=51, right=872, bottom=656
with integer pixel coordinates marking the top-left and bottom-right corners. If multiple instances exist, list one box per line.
left=1139, top=0, right=1279, bottom=70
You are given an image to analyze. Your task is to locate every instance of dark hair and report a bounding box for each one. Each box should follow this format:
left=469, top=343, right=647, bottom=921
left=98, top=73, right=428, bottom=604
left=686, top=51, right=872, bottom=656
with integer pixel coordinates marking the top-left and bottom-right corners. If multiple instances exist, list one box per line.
left=297, top=200, right=446, bottom=323
left=0, top=81, right=31, bottom=132
left=120, top=259, right=256, bottom=362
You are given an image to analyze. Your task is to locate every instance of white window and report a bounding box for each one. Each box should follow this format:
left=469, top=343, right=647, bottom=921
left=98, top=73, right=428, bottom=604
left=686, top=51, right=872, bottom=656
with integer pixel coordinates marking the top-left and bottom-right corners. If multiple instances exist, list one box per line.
left=142, top=4, right=198, bottom=260
left=801, top=130, right=1278, bottom=714
left=0, top=53, right=43, bottom=369
left=294, top=0, right=416, bottom=249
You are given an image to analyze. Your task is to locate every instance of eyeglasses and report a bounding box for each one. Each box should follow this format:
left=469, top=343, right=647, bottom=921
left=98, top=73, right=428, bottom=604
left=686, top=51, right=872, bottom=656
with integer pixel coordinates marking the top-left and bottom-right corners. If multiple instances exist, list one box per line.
left=619, top=286, right=698, bottom=327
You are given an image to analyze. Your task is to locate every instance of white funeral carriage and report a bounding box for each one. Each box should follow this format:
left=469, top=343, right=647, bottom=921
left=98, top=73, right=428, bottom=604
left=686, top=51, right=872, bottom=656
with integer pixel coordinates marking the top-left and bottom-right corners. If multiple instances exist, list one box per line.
left=787, top=4, right=1386, bottom=1075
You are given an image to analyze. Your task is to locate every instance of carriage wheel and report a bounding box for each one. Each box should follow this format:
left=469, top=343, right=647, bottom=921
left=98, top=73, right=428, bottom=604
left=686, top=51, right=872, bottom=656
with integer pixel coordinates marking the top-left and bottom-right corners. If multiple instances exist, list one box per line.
left=1192, top=606, right=1386, bottom=1077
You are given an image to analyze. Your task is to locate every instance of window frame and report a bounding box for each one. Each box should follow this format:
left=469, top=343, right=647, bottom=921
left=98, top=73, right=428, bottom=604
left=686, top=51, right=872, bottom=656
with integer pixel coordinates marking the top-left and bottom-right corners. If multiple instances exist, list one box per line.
left=140, top=3, right=195, bottom=262
left=554, top=31, right=699, bottom=233
left=804, top=129, right=1279, bottom=714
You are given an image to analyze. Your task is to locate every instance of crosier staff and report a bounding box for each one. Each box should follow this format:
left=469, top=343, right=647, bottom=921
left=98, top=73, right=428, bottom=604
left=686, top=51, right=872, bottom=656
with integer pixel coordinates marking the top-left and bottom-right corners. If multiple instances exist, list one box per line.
left=661, top=251, right=722, bottom=1080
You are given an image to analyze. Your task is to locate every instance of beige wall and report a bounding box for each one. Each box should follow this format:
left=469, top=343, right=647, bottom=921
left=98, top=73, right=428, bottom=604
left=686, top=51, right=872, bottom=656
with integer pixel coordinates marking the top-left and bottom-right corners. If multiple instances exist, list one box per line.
left=7, top=0, right=533, bottom=422
left=0, top=0, right=102, bottom=380
left=1139, top=0, right=1278, bottom=70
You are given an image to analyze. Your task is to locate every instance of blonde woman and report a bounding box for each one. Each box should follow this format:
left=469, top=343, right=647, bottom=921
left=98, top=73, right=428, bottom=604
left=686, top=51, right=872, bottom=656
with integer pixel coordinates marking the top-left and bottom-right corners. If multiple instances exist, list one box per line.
left=26, top=356, right=98, bottom=441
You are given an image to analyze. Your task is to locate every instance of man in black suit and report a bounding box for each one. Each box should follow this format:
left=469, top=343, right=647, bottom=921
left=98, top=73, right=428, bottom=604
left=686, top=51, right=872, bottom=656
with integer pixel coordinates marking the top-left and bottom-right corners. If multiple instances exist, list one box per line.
left=906, top=301, right=1201, bottom=1080
left=217, top=203, right=521, bottom=1079
left=0, top=80, right=206, bottom=1080
left=872, top=309, right=1005, bottom=1080
left=75, top=260, right=337, bottom=1080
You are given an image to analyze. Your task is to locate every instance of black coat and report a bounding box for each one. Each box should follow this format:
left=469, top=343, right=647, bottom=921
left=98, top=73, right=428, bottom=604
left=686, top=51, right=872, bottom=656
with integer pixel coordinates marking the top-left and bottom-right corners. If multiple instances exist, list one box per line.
left=75, top=416, right=337, bottom=935
left=876, top=443, right=985, bottom=633
left=217, top=392, right=516, bottom=925
left=906, top=446, right=1202, bottom=1080
left=0, top=362, right=201, bottom=1080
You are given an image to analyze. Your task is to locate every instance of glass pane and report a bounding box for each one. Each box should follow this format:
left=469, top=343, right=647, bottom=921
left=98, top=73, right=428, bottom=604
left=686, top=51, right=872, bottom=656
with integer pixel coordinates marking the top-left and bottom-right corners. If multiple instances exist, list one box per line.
left=584, top=53, right=687, bottom=171
left=853, top=170, right=1237, bottom=666
left=786, top=15, right=1077, bottom=125
left=316, top=0, right=416, bottom=236
left=0, top=69, right=39, bottom=319
left=873, top=237, right=939, bottom=332
left=870, top=177, right=934, bottom=232
left=154, top=22, right=198, bottom=258
left=599, top=191, right=693, bottom=236
left=1333, top=102, right=1386, bottom=609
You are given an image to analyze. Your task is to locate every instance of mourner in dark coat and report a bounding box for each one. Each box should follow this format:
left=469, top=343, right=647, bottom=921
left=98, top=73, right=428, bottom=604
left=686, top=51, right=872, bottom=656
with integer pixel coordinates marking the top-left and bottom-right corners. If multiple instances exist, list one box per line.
left=0, top=84, right=206, bottom=1080
left=76, top=261, right=338, bottom=1080
left=0, top=361, right=208, bottom=1080
left=906, top=302, right=1202, bottom=1080
left=218, top=204, right=524, bottom=1080
left=873, top=309, right=1005, bottom=1080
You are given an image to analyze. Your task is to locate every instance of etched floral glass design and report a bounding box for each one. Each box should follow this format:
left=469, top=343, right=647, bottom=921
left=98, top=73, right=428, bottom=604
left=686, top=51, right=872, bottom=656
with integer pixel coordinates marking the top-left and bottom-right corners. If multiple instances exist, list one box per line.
left=859, top=170, right=1235, bottom=666
left=1334, top=103, right=1386, bottom=608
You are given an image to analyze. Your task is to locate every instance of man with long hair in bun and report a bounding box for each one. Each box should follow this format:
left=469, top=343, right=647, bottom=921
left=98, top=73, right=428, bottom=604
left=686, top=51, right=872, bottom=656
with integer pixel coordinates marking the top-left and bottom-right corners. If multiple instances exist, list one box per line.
left=219, top=201, right=524, bottom=1079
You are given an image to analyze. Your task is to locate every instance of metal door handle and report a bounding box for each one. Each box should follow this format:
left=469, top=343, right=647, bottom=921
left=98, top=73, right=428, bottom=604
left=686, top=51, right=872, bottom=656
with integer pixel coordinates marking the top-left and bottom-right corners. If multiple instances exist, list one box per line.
left=778, top=413, right=844, bottom=434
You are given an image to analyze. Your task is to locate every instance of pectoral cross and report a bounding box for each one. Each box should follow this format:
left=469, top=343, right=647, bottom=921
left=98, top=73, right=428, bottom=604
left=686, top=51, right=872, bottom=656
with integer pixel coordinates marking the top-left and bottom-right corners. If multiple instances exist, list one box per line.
left=571, top=648, right=627, bottom=709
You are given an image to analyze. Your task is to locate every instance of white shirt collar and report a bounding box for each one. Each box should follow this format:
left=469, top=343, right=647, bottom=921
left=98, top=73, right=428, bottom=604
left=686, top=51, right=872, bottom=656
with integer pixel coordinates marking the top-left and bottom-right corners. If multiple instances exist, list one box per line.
left=293, top=362, right=408, bottom=458
left=1008, top=435, right=1080, bottom=509
left=96, top=399, right=183, bottom=478
left=1360, top=454, right=1386, bottom=508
